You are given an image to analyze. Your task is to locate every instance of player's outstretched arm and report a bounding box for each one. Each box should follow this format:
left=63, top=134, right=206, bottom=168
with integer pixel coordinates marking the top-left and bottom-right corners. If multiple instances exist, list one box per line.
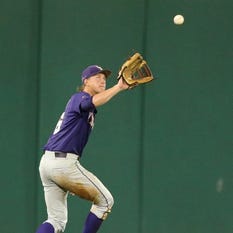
left=92, top=78, right=129, bottom=107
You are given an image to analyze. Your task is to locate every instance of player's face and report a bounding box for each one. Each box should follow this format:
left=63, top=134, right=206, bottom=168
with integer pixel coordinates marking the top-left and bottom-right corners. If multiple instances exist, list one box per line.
left=85, top=73, right=107, bottom=94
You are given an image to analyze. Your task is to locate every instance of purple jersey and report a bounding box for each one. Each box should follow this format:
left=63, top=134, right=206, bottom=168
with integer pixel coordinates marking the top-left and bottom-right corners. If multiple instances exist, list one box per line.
left=44, top=91, right=97, bottom=156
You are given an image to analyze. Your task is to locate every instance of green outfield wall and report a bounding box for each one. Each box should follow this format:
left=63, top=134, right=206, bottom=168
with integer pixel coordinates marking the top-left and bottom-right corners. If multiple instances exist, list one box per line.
left=0, top=0, right=232, bottom=232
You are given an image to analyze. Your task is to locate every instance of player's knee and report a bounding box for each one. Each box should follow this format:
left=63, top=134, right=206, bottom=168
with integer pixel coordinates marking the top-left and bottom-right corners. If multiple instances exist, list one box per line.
left=91, top=192, right=114, bottom=220
left=108, top=194, right=114, bottom=209
left=102, top=196, right=114, bottom=220
left=103, top=191, right=114, bottom=211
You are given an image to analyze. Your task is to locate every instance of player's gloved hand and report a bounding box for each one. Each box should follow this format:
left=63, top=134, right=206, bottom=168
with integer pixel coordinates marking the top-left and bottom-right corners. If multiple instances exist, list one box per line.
left=117, top=52, right=154, bottom=88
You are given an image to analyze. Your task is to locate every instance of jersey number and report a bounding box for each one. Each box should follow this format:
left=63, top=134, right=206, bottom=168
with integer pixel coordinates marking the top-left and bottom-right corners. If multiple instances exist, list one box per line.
left=53, top=112, right=65, bottom=134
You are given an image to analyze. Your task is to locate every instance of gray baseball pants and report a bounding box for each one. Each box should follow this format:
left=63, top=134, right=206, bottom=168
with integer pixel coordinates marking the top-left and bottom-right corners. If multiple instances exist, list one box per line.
left=39, top=151, right=114, bottom=233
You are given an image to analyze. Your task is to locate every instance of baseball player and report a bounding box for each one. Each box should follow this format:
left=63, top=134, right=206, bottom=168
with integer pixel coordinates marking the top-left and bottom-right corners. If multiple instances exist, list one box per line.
left=35, top=65, right=130, bottom=233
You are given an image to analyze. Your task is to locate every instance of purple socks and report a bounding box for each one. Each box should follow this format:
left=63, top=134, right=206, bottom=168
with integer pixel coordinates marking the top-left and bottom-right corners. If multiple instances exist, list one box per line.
left=82, top=212, right=103, bottom=233
left=35, top=213, right=102, bottom=233
left=35, top=222, right=55, bottom=233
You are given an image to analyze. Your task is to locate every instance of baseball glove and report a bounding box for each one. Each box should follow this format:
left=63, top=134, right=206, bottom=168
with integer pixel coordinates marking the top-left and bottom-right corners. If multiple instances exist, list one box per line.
left=117, top=52, right=154, bottom=87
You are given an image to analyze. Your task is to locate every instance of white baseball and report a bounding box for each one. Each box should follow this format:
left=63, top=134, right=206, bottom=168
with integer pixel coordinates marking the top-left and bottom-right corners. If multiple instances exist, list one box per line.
left=173, top=15, right=184, bottom=25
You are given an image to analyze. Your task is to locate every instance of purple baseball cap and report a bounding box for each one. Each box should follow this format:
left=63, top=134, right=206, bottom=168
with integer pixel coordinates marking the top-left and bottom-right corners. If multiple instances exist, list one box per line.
left=81, top=65, right=112, bottom=82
